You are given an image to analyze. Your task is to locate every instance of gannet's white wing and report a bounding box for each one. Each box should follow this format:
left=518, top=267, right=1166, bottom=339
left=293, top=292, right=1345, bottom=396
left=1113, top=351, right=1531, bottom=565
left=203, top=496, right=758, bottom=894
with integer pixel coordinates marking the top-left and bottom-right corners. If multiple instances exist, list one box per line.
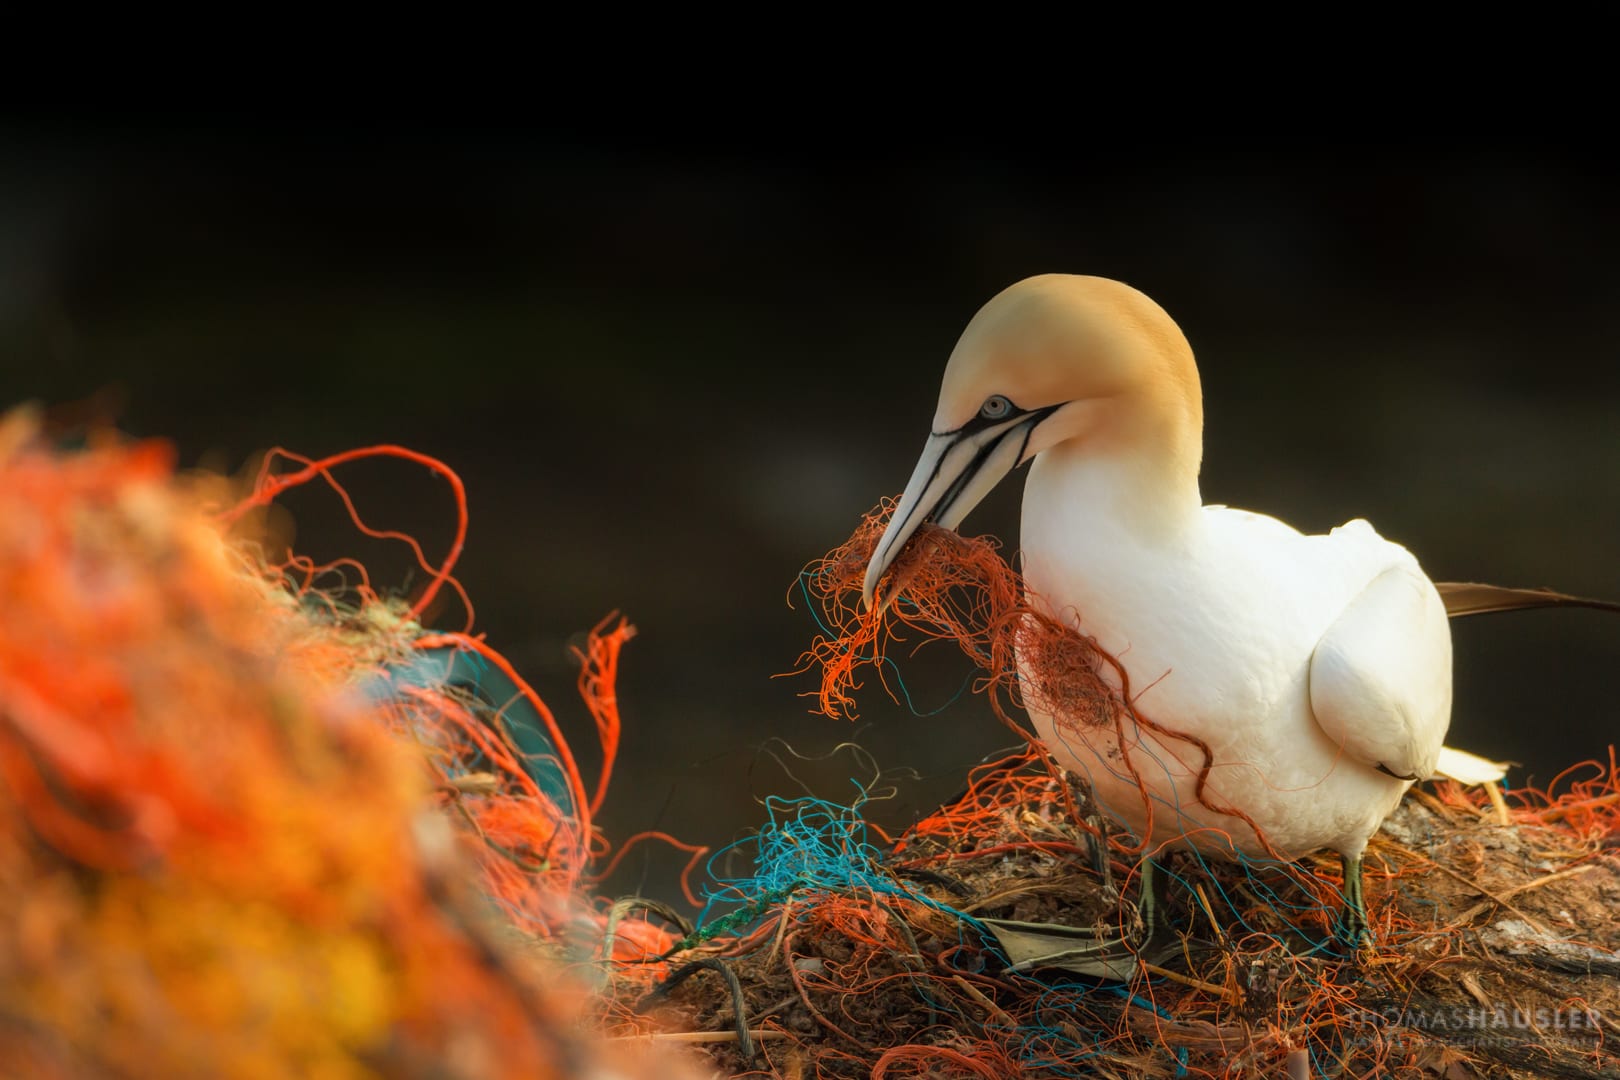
left=1309, top=563, right=1451, bottom=782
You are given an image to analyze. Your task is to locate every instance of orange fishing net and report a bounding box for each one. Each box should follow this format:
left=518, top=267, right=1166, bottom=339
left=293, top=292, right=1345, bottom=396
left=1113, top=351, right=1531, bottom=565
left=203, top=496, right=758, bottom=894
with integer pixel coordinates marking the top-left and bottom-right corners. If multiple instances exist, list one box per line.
left=0, top=413, right=694, bottom=1078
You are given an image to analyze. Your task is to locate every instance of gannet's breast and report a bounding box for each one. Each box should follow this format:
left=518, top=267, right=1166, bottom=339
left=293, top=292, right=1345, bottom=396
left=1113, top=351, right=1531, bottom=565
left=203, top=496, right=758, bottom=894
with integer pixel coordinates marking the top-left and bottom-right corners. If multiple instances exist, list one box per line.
left=1018, top=454, right=1451, bottom=861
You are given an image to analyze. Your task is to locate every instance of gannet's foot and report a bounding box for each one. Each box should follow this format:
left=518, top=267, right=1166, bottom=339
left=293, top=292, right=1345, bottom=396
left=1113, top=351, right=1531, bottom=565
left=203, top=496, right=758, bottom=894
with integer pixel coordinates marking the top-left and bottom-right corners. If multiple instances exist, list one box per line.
left=980, top=916, right=1147, bottom=980
left=980, top=854, right=1179, bottom=979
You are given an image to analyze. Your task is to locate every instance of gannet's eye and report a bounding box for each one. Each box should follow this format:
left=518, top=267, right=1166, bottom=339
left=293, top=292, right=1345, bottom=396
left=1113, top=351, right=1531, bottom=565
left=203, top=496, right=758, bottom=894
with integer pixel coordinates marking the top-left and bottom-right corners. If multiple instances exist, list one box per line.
left=979, top=395, right=1013, bottom=420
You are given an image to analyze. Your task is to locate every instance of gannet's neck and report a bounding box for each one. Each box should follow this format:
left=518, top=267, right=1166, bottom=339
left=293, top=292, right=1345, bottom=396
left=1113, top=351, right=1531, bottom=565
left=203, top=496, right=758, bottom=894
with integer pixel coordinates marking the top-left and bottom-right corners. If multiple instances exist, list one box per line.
left=1028, top=432, right=1204, bottom=545
left=1028, top=365, right=1206, bottom=545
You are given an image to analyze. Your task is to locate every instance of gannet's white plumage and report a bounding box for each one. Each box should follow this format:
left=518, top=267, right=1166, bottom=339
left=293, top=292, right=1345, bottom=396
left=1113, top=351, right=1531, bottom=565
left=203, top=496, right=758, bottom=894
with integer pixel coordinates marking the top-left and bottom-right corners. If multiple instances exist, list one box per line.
left=862, top=274, right=1453, bottom=868
left=1021, top=455, right=1447, bottom=861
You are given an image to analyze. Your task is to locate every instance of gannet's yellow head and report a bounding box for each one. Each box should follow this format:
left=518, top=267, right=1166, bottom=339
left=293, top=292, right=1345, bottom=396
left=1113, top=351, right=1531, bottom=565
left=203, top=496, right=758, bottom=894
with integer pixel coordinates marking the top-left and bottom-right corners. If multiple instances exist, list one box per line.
left=862, top=274, right=1203, bottom=608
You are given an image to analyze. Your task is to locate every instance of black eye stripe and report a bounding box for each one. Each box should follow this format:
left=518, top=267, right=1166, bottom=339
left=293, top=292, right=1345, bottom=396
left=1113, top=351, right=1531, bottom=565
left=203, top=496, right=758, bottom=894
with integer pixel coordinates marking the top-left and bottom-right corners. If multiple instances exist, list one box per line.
left=938, top=399, right=1063, bottom=440
left=947, top=395, right=1021, bottom=437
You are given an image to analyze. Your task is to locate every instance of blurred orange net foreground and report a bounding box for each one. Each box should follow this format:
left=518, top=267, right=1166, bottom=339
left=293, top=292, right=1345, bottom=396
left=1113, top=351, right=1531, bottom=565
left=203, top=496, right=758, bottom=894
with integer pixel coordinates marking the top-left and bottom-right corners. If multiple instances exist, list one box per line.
left=219, top=444, right=635, bottom=921
left=0, top=412, right=697, bottom=1078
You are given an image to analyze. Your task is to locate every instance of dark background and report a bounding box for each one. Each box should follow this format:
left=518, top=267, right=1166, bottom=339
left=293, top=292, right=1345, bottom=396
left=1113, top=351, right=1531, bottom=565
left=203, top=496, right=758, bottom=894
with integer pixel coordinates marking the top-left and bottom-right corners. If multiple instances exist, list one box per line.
left=3, top=130, right=1616, bottom=900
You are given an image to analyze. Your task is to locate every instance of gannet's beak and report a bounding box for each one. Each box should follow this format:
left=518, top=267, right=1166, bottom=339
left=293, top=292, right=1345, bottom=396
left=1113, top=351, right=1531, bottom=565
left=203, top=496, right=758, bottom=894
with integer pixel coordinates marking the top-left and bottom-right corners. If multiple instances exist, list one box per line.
left=861, top=406, right=1058, bottom=609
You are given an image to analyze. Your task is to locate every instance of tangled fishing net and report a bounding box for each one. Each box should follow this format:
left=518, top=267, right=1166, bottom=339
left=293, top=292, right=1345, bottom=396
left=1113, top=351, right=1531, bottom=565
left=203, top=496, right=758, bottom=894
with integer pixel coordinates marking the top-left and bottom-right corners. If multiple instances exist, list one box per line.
left=596, top=499, right=1620, bottom=1079
left=0, top=410, right=700, bottom=1078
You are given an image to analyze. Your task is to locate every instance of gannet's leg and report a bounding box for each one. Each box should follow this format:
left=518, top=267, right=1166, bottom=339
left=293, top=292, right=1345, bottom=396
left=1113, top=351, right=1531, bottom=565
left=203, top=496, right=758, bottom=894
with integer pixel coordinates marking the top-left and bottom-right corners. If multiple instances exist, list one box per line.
left=1336, top=852, right=1368, bottom=951
left=1139, top=858, right=1157, bottom=939
left=1137, top=857, right=1172, bottom=942
left=1085, top=813, right=1115, bottom=897
left=1084, top=816, right=1166, bottom=941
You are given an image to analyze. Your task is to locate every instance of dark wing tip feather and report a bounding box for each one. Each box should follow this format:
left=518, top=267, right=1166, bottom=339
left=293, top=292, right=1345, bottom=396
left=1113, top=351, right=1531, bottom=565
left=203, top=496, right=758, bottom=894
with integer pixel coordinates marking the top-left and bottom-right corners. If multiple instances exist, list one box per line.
left=1435, top=581, right=1620, bottom=618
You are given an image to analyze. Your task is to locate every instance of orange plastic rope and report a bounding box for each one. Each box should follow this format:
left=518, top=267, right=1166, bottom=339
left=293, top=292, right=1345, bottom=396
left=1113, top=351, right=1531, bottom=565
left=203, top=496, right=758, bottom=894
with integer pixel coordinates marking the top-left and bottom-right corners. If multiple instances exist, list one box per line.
left=219, top=444, right=474, bottom=627
left=416, top=631, right=596, bottom=880
left=576, top=613, right=634, bottom=818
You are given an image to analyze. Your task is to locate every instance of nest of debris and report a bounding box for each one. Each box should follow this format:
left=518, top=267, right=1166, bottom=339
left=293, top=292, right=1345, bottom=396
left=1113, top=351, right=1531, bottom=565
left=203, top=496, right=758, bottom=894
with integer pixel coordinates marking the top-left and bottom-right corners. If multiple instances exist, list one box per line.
left=593, top=502, right=1620, bottom=1079
left=601, top=751, right=1619, bottom=1079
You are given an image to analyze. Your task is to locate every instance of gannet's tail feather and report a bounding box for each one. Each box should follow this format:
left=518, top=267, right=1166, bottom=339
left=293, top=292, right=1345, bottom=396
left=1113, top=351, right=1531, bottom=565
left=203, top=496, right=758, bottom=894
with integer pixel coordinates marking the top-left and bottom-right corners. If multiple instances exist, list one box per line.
left=1431, top=745, right=1511, bottom=784
left=1428, top=582, right=1612, bottom=784
left=1436, top=581, right=1620, bottom=618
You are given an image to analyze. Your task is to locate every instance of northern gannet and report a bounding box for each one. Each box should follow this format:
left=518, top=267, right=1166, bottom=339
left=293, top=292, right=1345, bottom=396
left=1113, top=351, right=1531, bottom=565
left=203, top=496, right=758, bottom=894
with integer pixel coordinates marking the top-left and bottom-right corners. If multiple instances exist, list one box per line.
left=861, top=274, right=1477, bottom=946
